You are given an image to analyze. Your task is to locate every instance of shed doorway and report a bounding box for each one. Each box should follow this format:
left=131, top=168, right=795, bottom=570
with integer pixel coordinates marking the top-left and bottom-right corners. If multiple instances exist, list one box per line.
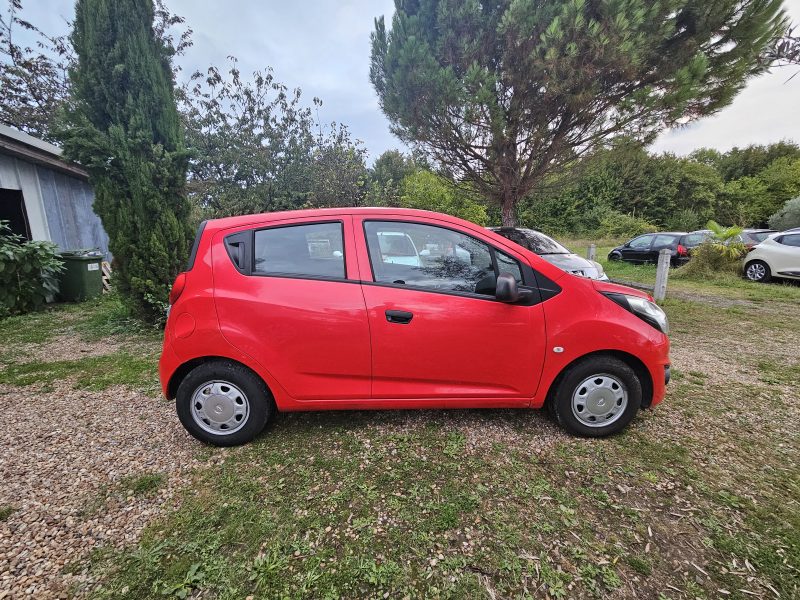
left=0, top=188, right=31, bottom=240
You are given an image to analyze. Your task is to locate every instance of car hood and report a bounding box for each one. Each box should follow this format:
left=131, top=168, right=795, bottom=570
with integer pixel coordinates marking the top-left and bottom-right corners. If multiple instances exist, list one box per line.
left=591, top=279, right=652, bottom=301
left=539, top=253, right=605, bottom=279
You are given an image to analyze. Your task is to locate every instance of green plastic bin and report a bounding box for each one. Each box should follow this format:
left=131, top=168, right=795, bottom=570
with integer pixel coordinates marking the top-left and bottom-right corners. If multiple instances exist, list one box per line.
left=58, top=250, right=104, bottom=302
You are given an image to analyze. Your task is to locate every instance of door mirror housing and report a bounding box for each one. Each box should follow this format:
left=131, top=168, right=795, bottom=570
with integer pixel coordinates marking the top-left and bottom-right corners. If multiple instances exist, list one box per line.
left=496, top=273, right=521, bottom=303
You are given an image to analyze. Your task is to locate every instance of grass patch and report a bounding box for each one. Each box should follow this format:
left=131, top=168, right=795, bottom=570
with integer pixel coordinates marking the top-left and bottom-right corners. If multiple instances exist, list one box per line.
left=757, top=359, right=800, bottom=386
left=73, top=292, right=160, bottom=342
left=120, top=472, right=166, bottom=497
left=0, top=505, right=15, bottom=521
left=0, top=352, right=157, bottom=392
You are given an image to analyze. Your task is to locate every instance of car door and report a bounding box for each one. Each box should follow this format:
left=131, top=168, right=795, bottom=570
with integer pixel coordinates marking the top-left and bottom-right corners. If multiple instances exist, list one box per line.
left=622, top=234, right=655, bottom=262
left=212, top=216, right=372, bottom=401
left=772, top=234, right=800, bottom=276
left=354, top=217, right=547, bottom=407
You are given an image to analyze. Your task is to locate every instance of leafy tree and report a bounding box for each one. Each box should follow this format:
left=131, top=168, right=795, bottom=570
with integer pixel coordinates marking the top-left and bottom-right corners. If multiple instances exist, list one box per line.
left=59, top=0, right=192, bottom=323
left=768, top=196, right=800, bottom=230
left=755, top=156, right=800, bottom=222
left=400, top=170, right=488, bottom=224
left=714, top=141, right=800, bottom=181
left=370, top=0, right=790, bottom=226
left=366, top=149, right=425, bottom=206
left=307, top=125, right=369, bottom=208
left=0, top=0, right=190, bottom=141
left=181, top=61, right=317, bottom=216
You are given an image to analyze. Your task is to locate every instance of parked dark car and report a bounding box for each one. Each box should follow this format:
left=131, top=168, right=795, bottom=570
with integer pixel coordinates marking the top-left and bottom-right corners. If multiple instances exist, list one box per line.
left=489, top=227, right=609, bottom=280
left=608, top=232, right=707, bottom=266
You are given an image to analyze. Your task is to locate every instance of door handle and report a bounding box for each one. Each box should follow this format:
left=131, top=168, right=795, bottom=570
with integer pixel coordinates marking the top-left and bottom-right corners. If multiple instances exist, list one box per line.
left=385, top=309, right=413, bottom=324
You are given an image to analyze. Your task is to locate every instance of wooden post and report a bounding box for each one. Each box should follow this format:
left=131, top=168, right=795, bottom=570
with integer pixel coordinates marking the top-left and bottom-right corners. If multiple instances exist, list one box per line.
left=587, top=244, right=596, bottom=261
left=653, top=249, right=670, bottom=302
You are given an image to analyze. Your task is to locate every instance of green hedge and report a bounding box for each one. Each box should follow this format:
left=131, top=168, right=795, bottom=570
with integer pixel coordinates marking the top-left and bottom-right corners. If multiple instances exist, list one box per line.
left=0, top=221, right=64, bottom=318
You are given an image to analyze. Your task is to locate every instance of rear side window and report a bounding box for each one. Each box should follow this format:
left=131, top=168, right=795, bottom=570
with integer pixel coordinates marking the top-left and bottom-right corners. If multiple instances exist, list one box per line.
left=652, top=234, right=678, bottom=250
left=253, top=222, right=345, bottom=279
left=778, top=234, right=800, bottom=247
left=682, top=233, right=705, bottom=247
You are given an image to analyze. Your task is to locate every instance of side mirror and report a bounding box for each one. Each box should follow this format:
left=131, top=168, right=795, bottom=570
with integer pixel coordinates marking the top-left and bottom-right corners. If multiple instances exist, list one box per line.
left=495, top=273, right=520, bottom=303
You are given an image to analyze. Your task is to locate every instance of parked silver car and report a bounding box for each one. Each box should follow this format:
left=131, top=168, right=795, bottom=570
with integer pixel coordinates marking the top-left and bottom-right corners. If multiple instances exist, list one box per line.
left=489, top=227, right=609, bottom=280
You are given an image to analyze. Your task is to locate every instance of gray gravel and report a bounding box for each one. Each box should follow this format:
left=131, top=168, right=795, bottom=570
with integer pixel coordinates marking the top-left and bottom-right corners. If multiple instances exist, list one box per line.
left=0, top=381, right=201, bottom=598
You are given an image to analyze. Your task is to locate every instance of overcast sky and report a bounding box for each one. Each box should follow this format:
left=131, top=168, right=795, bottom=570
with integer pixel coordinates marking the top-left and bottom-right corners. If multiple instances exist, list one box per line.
left=17, top=0, right=800, bottom=162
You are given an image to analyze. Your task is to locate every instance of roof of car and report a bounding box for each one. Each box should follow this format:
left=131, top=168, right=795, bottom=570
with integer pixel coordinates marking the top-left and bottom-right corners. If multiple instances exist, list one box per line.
left=202, top=207, right=468, bottom=232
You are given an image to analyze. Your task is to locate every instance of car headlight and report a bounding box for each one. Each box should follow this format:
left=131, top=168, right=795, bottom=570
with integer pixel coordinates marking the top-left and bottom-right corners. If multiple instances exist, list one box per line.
left=602, top=293, right=669, bottom=334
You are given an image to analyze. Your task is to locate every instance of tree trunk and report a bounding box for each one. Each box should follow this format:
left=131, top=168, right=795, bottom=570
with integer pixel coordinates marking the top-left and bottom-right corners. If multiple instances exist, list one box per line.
left=500, top=192, right=517, bottom=227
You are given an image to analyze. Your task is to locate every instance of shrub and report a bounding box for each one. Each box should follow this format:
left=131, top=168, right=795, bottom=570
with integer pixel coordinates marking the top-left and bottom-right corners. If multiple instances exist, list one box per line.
left=0, top=221, right=64, bottom=318
left=674, top=220, right=746, bottom=280
left=597, top=211, right=658, bottom=238
left=768, top=196, right=800, bottom=231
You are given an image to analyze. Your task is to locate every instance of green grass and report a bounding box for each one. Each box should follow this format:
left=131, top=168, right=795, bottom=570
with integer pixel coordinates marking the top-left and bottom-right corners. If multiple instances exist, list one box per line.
left=0, top=352, right=157, bottom=393
left=0, top=505, right=15, bottom=521
left=119, top=472, right=166, bottom=497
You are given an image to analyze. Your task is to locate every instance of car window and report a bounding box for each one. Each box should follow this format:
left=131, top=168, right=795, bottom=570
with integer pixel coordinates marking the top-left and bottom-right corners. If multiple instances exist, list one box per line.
left=494, top=228, right=570, bottom=254
left=365, top=221, right=521, bottom=296
left=749, top=231, right=773, bottom=243
left=652, top=234, right=678, bottom=250
left=253, top=222, right=345, bottom=279
left=778, top=234, right=800, bottom=247
left=628, top=235, right=654, bottom=249
left=682, top=233, right=705, bottom=247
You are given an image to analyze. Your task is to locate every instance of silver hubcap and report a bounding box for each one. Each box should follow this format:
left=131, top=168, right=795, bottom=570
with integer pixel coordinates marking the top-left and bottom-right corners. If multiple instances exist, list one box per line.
left=746, top=263, right=765, bottom=281
left=190, top=380, right=249, bottom=435
left=571, top=374, right=628, bottom=427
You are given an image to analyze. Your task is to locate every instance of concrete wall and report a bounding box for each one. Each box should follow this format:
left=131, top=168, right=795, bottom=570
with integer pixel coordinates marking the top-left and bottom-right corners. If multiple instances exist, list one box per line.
left=0, top=153, right=109, bottom=258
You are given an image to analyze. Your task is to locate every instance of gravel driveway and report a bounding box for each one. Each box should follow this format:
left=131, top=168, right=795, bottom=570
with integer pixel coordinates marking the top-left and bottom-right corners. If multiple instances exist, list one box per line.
left=0, top=381, right=201, bottom=598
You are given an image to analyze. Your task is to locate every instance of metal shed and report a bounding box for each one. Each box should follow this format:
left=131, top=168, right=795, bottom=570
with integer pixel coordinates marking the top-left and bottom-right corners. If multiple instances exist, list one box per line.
left=0, top=123, right=109, bottom=258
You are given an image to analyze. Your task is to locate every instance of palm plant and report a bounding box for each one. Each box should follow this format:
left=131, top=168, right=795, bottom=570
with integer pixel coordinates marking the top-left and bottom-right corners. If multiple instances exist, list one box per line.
left=705, top=220, right=748, bottom=260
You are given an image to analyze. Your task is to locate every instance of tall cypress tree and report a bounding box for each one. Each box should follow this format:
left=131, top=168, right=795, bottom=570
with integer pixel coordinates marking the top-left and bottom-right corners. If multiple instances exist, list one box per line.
left=59, top=0, right=192, bottom=322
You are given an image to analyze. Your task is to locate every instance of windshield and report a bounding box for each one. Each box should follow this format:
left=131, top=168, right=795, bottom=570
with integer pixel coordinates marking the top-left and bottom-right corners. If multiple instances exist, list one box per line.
left=492, top=228, right=571, bottom=254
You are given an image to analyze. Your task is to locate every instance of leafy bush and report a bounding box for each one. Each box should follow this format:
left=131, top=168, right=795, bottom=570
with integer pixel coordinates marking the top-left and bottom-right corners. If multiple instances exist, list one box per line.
left=597, top=211, right=658, bottom=238
left=768, top=196, right=800, bottom=231
left=0, top=221, right=64, bottom=318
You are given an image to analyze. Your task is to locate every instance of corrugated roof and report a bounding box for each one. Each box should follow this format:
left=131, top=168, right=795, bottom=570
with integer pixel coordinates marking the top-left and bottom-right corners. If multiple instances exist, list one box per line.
left=0, top=123, right=89, bottom=180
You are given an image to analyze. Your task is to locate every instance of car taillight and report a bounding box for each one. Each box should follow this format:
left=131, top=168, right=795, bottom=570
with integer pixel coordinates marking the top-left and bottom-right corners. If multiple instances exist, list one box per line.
left=169, top=272, right=187, bottom=305
left=677, top=244, right=687, bottom=256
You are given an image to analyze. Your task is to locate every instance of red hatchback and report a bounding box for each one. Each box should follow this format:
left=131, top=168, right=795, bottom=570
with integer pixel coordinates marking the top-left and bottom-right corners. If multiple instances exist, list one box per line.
left=160, top=208, right=670, bottom=446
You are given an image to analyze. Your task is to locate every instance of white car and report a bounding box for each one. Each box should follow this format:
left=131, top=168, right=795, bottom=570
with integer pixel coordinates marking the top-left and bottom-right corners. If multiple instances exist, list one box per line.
left=743, top=232, right=800, bottom=283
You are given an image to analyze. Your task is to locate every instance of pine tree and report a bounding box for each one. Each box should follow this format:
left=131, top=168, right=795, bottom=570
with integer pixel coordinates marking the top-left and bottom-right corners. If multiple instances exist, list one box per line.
left=59, top=0, right=191, bottom=322
left=370, top=0, right=790, bottom=226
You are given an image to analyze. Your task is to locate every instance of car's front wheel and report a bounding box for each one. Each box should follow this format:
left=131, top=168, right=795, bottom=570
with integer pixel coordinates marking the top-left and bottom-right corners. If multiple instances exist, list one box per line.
left=550, top=356, right=641, bottom=437
left=608, top=251, right=622, bottom=261
left=176, top=360, right=274, bottom=446
left=744, top=260, right=771, bottom=283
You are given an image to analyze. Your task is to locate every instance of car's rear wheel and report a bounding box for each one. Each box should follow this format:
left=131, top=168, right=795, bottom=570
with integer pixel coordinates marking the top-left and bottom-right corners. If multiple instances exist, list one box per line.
left=744, top=260, right=771, bottom=283
left=176, top=360, right=274, bottom=446
left=550, top=356, right=641, bottom=437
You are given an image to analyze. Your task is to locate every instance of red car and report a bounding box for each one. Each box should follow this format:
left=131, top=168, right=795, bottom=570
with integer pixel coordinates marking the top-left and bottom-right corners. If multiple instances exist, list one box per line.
left=160, top=208, right=670, bottom=446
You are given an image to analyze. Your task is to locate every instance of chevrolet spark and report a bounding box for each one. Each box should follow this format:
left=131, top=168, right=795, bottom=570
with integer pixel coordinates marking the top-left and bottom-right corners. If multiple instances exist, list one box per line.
left=160, top=208, right=670, bottom=446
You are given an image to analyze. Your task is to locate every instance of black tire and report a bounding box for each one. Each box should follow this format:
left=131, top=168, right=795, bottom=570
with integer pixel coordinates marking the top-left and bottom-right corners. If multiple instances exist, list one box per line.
left=550, top=356, right=641, bottom=437
left=744, top=260, right=771, bottom=283
left=608, top=251, right=622, bottom=261
left=176, top=360, right=274, bottom=446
